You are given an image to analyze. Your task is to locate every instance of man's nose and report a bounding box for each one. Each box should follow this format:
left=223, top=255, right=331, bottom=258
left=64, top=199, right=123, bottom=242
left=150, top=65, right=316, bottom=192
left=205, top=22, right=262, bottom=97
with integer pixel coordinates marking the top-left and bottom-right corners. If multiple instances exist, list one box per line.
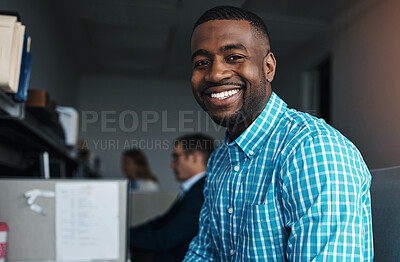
left=205, top=60, right=232, bottom=83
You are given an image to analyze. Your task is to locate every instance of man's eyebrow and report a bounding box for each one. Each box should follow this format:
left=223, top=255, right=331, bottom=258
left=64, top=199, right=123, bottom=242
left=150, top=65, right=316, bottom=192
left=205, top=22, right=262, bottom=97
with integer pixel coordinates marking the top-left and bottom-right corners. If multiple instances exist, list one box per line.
left=220, top=43, right=247, bottom=53
left=191, top=44, right=248, bottom=61
left=191, top=49, right=211, bottom=61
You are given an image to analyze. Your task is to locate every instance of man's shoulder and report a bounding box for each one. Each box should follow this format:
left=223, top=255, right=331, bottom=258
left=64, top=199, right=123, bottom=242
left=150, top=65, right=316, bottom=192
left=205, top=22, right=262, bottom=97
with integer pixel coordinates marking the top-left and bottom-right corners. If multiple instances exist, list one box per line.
left=193, top=175, right=206, bottom=188
left=280, top=108, right=346, bottom=145
left=187, top=176, right=206, bottom=195
left=283, top=108, right=335, bottom=135
left=181, top=177, right=205, bottom=207
left=278, top=108, right=362, bottom=160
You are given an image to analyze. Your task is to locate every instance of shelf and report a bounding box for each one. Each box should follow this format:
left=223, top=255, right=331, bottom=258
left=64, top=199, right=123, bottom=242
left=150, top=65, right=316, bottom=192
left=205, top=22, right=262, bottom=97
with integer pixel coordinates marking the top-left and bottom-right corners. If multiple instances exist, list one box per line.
left=0, top=112, right=100, bottom=178
left=0, top=90, right=100, bottom=178
left=0, top=113, right=74, bottom=161
left=0, top=91, right=24, bottom=118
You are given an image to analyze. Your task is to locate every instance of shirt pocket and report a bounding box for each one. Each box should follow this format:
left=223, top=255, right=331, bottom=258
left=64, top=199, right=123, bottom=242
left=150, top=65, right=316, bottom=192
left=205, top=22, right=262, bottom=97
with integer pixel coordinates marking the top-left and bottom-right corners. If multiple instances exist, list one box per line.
left=239, top=204, right=285, bottom=261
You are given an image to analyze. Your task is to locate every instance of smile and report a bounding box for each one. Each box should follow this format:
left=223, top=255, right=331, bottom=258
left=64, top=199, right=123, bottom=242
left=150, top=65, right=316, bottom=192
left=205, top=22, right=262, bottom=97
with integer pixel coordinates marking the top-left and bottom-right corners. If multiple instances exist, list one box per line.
left=210, top=89, right=240, bottom=100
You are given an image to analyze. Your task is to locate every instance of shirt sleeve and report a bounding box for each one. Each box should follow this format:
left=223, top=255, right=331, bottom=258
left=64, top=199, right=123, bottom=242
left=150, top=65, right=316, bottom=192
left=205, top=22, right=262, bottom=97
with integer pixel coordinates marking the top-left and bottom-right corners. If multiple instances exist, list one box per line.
left=280, top=134, right=373, bottom=261
left=183, top=158, right=216, bottom=261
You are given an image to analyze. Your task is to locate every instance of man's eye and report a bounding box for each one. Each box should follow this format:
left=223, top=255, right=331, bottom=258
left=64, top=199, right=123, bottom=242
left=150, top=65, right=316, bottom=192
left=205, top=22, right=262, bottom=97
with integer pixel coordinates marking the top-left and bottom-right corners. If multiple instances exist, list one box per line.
left=194, top=60, right=209, bottom=67
left=227, top=55, right=243, bottom=62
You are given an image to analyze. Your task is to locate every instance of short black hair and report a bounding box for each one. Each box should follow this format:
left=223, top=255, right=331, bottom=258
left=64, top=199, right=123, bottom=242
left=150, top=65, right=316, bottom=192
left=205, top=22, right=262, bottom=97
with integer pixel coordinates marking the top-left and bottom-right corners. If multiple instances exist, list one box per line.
left=175, top=133, right=216, bottom=166
left=193, top=6, right=271, bottom=47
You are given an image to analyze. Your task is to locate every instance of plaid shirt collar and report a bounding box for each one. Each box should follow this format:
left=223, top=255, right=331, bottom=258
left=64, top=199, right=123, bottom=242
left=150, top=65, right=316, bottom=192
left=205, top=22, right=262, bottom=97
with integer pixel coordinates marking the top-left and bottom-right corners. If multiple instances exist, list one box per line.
left=223, top=92, right=287, bottom=159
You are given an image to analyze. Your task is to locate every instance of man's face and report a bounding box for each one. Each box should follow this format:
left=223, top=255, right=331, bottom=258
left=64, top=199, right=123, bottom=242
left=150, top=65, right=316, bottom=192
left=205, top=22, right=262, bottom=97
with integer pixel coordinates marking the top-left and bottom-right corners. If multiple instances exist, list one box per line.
left=170, top=143, right=194, bottom=182
left=191, top=20, right=275, bottom=130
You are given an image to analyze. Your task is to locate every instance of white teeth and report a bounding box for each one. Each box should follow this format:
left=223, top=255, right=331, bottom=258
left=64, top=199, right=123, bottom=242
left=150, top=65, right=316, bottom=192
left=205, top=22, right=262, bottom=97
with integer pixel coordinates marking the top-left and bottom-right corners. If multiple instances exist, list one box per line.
left=210, top=89, right=239, bottom=100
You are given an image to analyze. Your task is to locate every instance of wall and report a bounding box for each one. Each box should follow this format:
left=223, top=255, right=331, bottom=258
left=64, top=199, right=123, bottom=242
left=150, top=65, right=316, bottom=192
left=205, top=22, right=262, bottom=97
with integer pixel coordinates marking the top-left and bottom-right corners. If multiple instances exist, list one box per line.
left=332, top=0, right=400, bottom=169
left=274, top=0, right=400, bottom=169
left=77, top=75, right=225, bottom=190
left=272, top=34, right=331, bottom=111
left=8, top=0, right=396, bottom=181
left=1, top=0, right=78, bottom=106
left=79, top=0, right=400, bottom=188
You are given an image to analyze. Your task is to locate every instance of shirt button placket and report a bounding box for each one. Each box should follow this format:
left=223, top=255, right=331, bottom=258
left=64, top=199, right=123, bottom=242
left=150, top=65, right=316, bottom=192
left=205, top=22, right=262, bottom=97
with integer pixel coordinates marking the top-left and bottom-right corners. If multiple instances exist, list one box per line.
left=230, top=164, right=239, bottom=260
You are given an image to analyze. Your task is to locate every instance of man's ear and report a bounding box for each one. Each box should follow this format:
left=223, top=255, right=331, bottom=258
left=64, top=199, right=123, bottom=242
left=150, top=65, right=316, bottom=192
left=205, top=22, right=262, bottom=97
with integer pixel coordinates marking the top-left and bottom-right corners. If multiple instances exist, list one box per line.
left=263, top=52, right=276, bottom=83
left=190, top=151, right=200, bottom=163
left=191, top=151, right=205, bottom=165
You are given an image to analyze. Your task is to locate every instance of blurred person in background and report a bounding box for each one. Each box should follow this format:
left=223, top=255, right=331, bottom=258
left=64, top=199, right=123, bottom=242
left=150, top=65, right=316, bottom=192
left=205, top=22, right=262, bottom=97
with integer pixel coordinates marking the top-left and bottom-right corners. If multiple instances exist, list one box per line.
left=130, top=133, right=215, bottom=262
left=122, top=149, right=159, bottom=191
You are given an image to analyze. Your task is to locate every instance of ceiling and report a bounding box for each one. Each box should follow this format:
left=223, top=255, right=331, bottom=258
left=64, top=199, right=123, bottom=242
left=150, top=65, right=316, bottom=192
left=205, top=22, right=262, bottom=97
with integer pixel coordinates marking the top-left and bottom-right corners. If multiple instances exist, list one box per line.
left=51, top=0, right=358, bottom=80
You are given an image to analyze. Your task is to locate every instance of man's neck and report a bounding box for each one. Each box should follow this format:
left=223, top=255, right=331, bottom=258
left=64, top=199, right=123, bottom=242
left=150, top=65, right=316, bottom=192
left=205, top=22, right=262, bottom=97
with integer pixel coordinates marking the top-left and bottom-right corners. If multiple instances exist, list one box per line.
left=227, top=111, right=262, bottom=141
left=227, top=89, right=272, bottom=141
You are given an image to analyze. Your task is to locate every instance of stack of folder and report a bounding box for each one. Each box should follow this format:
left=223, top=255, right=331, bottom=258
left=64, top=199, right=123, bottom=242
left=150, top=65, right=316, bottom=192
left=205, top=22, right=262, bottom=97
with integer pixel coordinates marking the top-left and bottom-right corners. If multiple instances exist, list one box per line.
left=0, top=12, right=32, bottom=102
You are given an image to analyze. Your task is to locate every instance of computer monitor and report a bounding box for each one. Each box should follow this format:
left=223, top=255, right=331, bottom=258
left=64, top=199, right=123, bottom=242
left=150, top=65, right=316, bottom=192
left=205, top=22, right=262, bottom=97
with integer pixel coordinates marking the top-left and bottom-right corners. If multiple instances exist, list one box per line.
left=0, top=179, right=129, bottom=262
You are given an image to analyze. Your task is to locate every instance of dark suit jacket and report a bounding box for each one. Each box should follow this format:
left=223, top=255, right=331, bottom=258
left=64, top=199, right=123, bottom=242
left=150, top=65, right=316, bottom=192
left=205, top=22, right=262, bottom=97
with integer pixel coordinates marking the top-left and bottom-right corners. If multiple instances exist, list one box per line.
left=130, top=176, right=206, bottom=262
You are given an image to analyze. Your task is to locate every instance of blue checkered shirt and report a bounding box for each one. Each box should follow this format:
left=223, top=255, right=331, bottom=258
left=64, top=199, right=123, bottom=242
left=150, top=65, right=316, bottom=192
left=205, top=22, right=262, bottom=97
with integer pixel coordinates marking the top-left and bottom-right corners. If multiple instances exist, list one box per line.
left=184, top=92, right=373, bottom=261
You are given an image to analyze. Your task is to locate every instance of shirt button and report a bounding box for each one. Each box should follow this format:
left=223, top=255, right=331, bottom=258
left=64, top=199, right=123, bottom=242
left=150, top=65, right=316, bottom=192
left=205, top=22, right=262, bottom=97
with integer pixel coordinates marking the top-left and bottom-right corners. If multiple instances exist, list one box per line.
left=228, top=207, right=234, bottom=214
left=230, top=249, right=235, bottom=256
left=234, top=166, right=239, bottom=171
left=249, top=150, right=254, bottom=155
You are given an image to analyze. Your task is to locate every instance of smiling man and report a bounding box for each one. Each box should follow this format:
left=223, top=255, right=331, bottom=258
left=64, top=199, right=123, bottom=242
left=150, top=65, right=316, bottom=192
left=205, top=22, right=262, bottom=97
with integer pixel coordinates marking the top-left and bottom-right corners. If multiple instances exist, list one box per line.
left=184, top=6, right=373, bottom=261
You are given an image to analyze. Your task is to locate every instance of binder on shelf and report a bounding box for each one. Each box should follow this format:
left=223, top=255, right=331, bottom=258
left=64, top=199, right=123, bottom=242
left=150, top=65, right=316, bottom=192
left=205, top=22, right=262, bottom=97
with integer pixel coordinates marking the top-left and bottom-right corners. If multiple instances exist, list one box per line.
left=0, top=14, right=25, bottom=93
left=14, top=34, right=32, bottom=102
left=0, top=11, right=21, bottom=21
left=10, top=23, right=25, bottom=93
left=0, top=15, right=17, bottom=92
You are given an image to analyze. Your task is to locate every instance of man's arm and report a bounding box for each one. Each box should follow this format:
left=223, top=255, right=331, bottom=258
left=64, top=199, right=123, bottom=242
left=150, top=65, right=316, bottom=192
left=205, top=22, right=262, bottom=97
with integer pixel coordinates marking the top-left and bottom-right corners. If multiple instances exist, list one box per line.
left=184, top=170, right=216, bottom=261
left=280, top=134, right=373, bottom=261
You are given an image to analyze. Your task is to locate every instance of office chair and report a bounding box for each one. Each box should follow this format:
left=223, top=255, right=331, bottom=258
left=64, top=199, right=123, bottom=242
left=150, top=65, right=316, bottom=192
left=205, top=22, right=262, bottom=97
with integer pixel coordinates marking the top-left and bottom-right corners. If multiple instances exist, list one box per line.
left=370, top=166, right=400, bottom=262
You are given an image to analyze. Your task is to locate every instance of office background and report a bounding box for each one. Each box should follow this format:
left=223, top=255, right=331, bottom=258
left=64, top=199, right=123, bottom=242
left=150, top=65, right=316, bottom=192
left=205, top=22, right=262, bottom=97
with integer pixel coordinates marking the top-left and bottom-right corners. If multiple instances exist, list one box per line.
left=1, top=0, right=399, bottom=189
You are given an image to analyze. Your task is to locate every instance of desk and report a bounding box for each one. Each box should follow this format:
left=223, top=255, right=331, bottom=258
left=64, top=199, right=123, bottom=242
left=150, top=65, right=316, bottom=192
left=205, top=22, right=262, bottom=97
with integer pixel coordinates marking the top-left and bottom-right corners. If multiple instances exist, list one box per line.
left=129, top=191, right=178, bottom=226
